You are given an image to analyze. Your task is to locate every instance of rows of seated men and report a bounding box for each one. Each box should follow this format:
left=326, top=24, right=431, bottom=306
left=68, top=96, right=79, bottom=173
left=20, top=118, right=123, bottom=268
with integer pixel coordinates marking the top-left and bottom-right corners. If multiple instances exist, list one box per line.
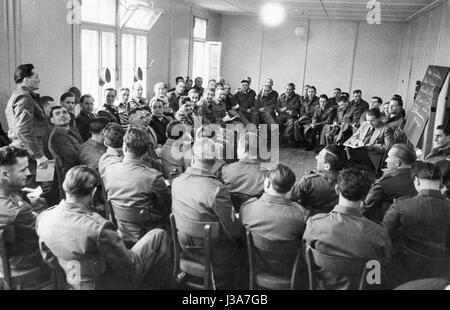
left=2, top=63, right=450, bottom=290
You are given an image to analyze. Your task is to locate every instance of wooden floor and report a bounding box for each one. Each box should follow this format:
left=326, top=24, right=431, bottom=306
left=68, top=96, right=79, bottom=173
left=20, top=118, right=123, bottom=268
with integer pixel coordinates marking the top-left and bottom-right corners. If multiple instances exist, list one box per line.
left=262, top=147, right=317, bottom=180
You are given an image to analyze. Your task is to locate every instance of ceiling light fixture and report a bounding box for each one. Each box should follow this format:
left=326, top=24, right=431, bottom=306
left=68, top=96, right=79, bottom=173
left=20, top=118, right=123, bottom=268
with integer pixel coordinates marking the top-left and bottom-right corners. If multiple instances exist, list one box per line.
left=260, top=2, right=286, bottom=27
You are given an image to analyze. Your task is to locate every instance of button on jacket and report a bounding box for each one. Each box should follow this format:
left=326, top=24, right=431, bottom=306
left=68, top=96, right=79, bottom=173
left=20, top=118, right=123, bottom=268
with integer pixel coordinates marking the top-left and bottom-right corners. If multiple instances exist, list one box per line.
left=363, top=168, right=417, bottom=222
left=5, top=86, right=49, bottom=159
left=290, top=171, right=339, bottom=216
left=383, top=189, right=450, bottom=257
left=171, top=166, right=241, bottom=266
left=103, top=157, right=171, bottom=243
left=303, top=205, right=391, bottom=289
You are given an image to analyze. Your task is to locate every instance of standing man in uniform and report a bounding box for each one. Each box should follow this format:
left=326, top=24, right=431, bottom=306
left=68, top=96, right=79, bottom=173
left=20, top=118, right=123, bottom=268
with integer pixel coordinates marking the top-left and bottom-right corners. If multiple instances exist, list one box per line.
left=5, top=64, right=49, bottom=174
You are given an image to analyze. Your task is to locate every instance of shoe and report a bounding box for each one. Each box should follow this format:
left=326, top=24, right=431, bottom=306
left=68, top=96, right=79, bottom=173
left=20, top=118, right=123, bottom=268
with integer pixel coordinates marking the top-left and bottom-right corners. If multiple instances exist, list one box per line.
left=305, top=144, right=314, bottom=151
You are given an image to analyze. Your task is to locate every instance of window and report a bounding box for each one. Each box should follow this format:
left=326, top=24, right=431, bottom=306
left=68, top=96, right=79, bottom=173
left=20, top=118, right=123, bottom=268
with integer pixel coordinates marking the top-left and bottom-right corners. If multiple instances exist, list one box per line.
left=121, top=33, right=147, bottom=95
left=79, top=0, right=154, bottom=108
left=192, top=17, right=222, bottom=86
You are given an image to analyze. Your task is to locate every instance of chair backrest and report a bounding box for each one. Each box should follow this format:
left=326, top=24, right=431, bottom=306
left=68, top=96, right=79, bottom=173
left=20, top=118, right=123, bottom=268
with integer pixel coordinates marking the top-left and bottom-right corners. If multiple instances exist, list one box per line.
left=170, top=213, right=220, bottom=290
left=0, top=225, right=15, bottom=288
left=305, top=243, right=368, bottom=290
left=245, top=228, right=302, bottom=290
left=109, top=201, right=147, bottom=234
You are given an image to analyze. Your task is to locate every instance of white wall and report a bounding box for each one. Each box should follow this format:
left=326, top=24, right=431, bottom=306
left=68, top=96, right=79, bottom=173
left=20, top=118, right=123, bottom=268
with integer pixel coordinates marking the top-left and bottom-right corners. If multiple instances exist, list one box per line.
left=395, top=0, right=450, bottom=111
left=0, top=0, right=219, bottom=129
left=219, top=15, right=405, bottom=101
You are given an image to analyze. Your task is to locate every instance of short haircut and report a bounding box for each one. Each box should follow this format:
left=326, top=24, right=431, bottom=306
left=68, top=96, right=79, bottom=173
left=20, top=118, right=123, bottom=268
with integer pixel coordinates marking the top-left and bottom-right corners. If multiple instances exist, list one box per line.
left=188, top=89, right=199, bottom=96
left=192, top=137, right=216, bottom=165
left=319, top=94, right=329, bottom=100
left=334, top=88, right=342, bottom=92
left=390, top=97, right=403, bottom=107
left=372, top=96, right=383, bottom=104
left=208, top=79, right=216, bottom=83
left=63, top=166, right=98, bottom=197
left=166, top=120, right=186, bottom=140
left=304, top=85, right=310, bottom=88
left=80, top=94, right=94, bottom=104
left=89, top=117, right=109, bottom=134
left=14, top=64, right=35, bottom=84
left=391, top=144, right=417, bottom=166
left=124, top=127, right=151, bottom=157
left=413, top=161, right=441, bottom=181
left=176, top=80, right=185, bottom=86
left=323, top=145, right=346, bottom=171
left=40, top=96, right=54, bottom=105
left=206, top=88, right=215, bottom=94
left=119, top=87, right=130, bottom=93
left=216, top=82, right=224, bottom=88
left=366, top=108, right=381, bottom=119
left=286, top=83, right=296, bottom=89
left=338, top=93, right=349, bottom=102
left=240, top=80, right=249, bottom=85
left=353, top=89, right=362, bottom=95
left=60, top=92, right=75, bottom=103
left=337, top=168, right=371, bottom=201
left=436, top=125, right=450, bottom=136
left=105, top=88, right=117, bottom=95
left=308, top=86, right=316, bottom=92
left=341, top=92, right=350, bottom=99
left=150, top=98, right=164, bottom=109
left=128, top=107, right=146, bottom=118
left=0, top=146, right=29, bottom=166
left=103, top=123, right=125, bottom=148
left=436, top=160, right=450, bottom=185
left=175, top=76, right=184, bottom=83
left=266, top=164, right=296, bottom=194
left=238, top=132, right=258, bottom=159
left=50, top=105, right=66, bottom=118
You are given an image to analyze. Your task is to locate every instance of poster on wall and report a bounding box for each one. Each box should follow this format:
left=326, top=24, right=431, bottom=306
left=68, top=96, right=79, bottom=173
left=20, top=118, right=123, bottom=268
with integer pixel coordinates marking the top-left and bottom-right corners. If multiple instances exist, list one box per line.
left=404, top=65, right=450, bottom=147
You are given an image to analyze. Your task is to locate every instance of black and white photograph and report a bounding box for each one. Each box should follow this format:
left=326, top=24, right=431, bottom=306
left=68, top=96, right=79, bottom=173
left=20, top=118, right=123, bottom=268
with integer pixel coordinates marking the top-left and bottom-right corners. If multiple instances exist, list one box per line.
left=0, top=0, right=449, bottom=295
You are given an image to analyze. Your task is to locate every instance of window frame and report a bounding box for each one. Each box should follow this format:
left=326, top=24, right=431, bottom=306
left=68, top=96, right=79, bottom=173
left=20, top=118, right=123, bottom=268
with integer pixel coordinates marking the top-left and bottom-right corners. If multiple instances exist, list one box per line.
left=192, top=16, right=208, bottom=87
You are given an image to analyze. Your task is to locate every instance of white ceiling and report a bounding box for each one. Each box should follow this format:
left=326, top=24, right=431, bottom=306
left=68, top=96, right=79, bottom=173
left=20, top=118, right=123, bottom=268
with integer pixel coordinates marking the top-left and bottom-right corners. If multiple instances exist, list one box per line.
left=182, top=0, right=443, bottom=23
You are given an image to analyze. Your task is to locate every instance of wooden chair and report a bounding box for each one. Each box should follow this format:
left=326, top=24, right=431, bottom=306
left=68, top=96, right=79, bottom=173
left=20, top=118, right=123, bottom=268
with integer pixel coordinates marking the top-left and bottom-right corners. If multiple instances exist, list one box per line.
left=109, top=201, right=148, bottom=239
left=170, top=213, right=228, bottom=290
left=304, top=243, right=369, bottom=290
left=0, top=225, right=55, bottom=290
left=245, top=228, right=302, bottom=290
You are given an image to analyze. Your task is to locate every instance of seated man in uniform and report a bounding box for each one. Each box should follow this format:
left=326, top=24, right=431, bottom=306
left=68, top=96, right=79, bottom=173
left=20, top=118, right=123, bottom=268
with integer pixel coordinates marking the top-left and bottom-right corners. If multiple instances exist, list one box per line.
left=350, top=89, right=369, bottom=127
left=276, top=83, right=300, bottom=147
left=255, top=85, right=277, bottom=127
left=196, top=88, right=217, bottom=125
left=311, top=94, right=336, bottom=152
left=98, top=123, right=125, bottom=180
left=97, top=88, right=120, bottom=124
left=363, top=143, right=417, bottom=223
left=234, top=79, right=258, bottom=125
left=36, top=166, right=171, bottom=289
left=128, top=82, right=148, bottom=109
left=384, top=97, right=406, bottom=144
left=79, top=118, right=108, bottom=172
left=303, top=168, right=391, bottom=290
left=345, top=108, right=394, bottom=177
left=0, top=146, right=51, bottom=289
left=425, top=125, right=450, bottom=163
left=290, top=145, right=346, bottom=216
left=102, top=128, right=171, bottom=246
left=294, top=86, right=319, bottom=150
left=240, top=164, right=309, bottom=277
left=166, top=81, right=186, bottom=113
left=149, top=98, right=171, bottom=146
left=171, top=137, right=242, bottom=281
left=76, top=94, right=97, bottom=142
left=128, top=108, right=160, bottom=162
left=220, top=132, right=266, bottom=210
left=383, top=161, right=450, bottom=287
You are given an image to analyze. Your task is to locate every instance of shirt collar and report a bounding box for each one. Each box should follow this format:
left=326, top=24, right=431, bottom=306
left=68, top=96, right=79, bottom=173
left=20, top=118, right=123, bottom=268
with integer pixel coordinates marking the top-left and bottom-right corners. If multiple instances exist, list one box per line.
left=185, top=166, right=217, bottom=178
left=59, top=200, right=91, bottom=213
left=383, top=167, right=412, bottom=178
left=418, top=189, right=443, bottom=199
left=332, top=204, right=362, bottom=217
left=122, top=157, right=151, bottom=168
left=259, top=193, right=291, bottom=205
left=239, top=159, right=261, bottom=165
left=86, top=139, right=106, bottom=150
left=106, top=148, right=123, bottom=156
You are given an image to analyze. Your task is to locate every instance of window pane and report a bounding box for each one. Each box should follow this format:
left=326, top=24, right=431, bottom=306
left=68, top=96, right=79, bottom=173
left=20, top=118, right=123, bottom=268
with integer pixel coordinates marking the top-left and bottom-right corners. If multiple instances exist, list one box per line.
left=81, top=29, right=100, bottom=107
left=136, top=35, right=148, bottom=97
left=193, top=41, right=205, bottom=85
left=82, top=0, right=116, bottom=26
left=193, top=17, right=207, bottom=39
left=121, top=34, right=135, bottom=90
left=120, top=0, right=163, bottom=31
left=101, top=31, right=116, bottom=97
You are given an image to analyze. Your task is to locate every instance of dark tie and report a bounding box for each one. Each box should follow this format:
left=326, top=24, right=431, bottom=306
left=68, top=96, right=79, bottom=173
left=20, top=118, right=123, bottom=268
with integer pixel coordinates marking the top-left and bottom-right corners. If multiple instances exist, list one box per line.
left=363, top=127, right=375, bottom=145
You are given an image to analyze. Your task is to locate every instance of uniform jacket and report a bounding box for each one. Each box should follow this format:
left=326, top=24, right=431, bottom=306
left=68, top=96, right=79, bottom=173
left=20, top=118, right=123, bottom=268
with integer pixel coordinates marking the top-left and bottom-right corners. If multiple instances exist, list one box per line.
left=48, top=126, right=82, bottom=176
left=363, top=168, right=417, bottom=222
left=79, top=139, right=107, bottom=172
left=300, top=96, right=319, bottom=119
left=276, top=93, right=301, bottom=118
left=234, top=89, right=257, bottom=111
left=384, top=113, right=406, bottom=144
left=290, top=170, right=339, bottom=216
left=5, top=86, right=49, bottom=159
left=383, top=189, right=450, bottom=257
left=303, top=205, right=391, bottom=290
left=425, top=143, right=450, bottom=163
left=97, top=104, right=120, bottom=124
left=166, top=91, right=182, bottom=112
left=313, top=105, right=337, bottom=127
left=334, top=103, right=358, bottom=125
left=220, top=160, right=266, bottom=198
left=149, top=115, right=170, bottom=146
left=76, top=111, right=96, bottom=142
left=256, top=94, right=277, bottom=112
left=98, top=148, right=123, bottom=181
left=350, top=99, right=370, bottom=125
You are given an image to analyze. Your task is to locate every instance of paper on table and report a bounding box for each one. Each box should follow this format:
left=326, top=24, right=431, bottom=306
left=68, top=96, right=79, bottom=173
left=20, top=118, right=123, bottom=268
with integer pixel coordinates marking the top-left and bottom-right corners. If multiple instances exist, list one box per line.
left=344, top=137, right=366, bottom=149
left=36, top=159, right=55, bottom=182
